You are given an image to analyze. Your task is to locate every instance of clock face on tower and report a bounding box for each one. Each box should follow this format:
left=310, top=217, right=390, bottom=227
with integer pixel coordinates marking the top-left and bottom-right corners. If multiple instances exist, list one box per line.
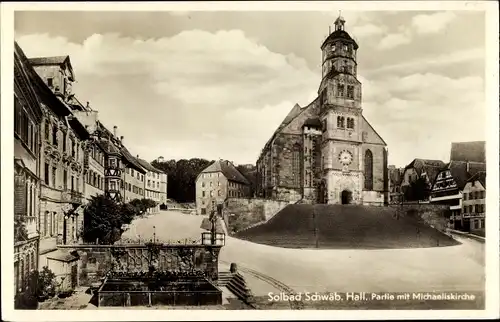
left=338, top=150, right=353, bottom=166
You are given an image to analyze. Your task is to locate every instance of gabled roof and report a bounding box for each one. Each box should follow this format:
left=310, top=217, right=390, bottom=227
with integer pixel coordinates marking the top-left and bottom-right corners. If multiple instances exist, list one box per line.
left=137, top=158, right=164, bottom=174
left=14, top=42, right=43, bottom=123
left=201, top=160, right=250, bottom=185
left=120, top=147, right=146, bottom=174
left=450, top=141, right=485, bottom=163
left=466, top=171, right=486, bottom=188
left=443, top=161, right=486, bottom=190
left=68, top=116, right=90, bottom=140
left=28, top=56, right=69, bottom=66
left=97, top=139, right=121, bottom=155
left=405, top=158, right=445, bottom=182
left=29, top=55, right=75, bottom=81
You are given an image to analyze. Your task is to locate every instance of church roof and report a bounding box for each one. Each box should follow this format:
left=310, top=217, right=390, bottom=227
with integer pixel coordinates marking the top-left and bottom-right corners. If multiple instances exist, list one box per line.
left=201, top=160, right=250, bottom=185
left=450, top=141, right=485, bottom=163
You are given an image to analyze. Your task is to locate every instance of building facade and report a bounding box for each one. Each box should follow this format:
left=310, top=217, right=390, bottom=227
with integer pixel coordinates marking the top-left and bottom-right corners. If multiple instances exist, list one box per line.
left=196, top=160, right=251, bottom=215
left=461, top=171, right=486, bottom=234
left=256, top=16, right=388, bottom=206
left=137, top=158, right=165, bottom=213
left=400, top=158, right=445, bottom=202
left=430, top=141, right=486, bottom=230
left=120, top=146, right=147, bottom=203
left=26, top=53, right=89, bottom=291
left=14, top=42, right=43, bottom=294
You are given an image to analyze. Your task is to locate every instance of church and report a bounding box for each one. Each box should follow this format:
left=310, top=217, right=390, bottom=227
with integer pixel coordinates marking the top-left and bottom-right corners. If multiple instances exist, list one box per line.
left=256, top=16, right=389, bottom=206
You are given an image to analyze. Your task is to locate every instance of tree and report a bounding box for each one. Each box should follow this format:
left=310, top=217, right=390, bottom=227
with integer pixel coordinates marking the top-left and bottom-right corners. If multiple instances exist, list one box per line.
left=404, top=177, right=430, bottom=201
left=15, top=266, right=56, bottom=309
left=83, top=195, right=129, bottom=244
left=129, top=198, right=157, bottom=215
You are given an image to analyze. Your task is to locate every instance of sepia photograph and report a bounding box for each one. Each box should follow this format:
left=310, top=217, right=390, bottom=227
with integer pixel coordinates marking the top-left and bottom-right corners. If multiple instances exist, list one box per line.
left=2, top=1, right=499, bottom=320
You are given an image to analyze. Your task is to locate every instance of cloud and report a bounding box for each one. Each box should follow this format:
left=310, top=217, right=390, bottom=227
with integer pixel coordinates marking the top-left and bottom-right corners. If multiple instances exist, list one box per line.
left=365, top=47, right=484, bottom=75
left=377, top=29, right=411, bottom=50
left=411, top=11, right=456, bottom=34
left=16, top=30, right=319, bottom=164
left=352, top=23, right=385, bottom=38
left=359, top=72, right=485, bottom=166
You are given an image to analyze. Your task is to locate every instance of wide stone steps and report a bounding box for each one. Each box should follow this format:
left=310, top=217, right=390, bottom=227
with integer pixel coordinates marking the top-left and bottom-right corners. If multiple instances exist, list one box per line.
left=225, top=273, right=256, bottom=308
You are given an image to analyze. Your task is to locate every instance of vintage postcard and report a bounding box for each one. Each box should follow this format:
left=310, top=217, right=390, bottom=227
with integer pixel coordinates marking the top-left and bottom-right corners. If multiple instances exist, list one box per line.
left=1, top=1, right=499, bottom=321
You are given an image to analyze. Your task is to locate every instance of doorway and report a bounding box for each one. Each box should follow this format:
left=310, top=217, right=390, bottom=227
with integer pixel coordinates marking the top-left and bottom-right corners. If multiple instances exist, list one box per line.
left=341, top=190, right=352, bottom=205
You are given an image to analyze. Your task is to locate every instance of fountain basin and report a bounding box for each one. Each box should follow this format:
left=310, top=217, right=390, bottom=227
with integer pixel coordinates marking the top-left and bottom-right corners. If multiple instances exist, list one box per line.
left=97, top=277, right=222, bottom=307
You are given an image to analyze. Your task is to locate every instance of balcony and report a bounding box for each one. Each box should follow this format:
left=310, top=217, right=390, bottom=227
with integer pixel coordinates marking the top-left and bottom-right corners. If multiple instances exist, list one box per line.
left=462, top=213, right=485, bottom=219
left=62, top=190, right=84, bottom=205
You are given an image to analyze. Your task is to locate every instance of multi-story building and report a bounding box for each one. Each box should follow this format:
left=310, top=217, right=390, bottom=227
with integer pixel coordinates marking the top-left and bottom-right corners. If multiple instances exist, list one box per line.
left=159, top=171, right=168, bottom=208
left=196, top=160, right=251, bottom=215
left=256, top=16, right=389, bottom=205
left=430, top=141, right=486, bottom=229
left=14, top=42, right=43, bottom=294
left=26, top=52, right=89, bottom=290
left=137, top=158, right=165, bottom=213
left=461, top=171, right=486, bottom=234
left=400, top=158, right=445, bottom=201
left=120, top=144, right=147, bottom=203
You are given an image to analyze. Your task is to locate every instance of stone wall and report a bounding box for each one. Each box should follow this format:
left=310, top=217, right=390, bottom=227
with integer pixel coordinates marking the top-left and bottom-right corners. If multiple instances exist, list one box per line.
left=224, top=197, right=291, bottom=234
left=389, top=203, right=450, bottom=231
left=58, top=244, right=222, bottom=287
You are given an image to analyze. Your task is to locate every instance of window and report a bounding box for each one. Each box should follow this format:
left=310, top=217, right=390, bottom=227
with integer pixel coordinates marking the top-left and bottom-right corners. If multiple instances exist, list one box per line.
left=44, top=163, right=50, bottom=185
left=202, top=182, right=205, bottom=188
left=110, top=181, right=116, bottom=191
left=337, top=84, right=345, bottom=97
left=62, top=132, right=67, bottom=152
left=364, top=150, right=373, bottom=190
left=71, top=176, right=74, bottom=191
left=52, top=125, right=58, bottom=146
left=322, top=119, right=327, bottom=132
left=131, top=169, right=134, bottom=176
left=210, top=182, right=213, bottom=187
left=44, top=120, right=50, bottom=140
left=47, top=78, right=53, bottom=87
left=463, top=193, right=468, bottom=200
left=76, top=178, right=79, bottom=192
left=63, top=170, right=68, bottom=190
left=218, top=182, right=221, bottom=187
left=347, top=118, right=354, bottom=129
left=347, top=85, right=354, bottom=99
left=210, top=191, right=214, bottom=197
left=137, top=172, right=139, bottom=179
left=202, top=191, right=205, bottom=197
left=337, top=116, right=345, bottom=128
left=343, top=44, right=348, bottom=52
left=292, top=149, right=300, bottom=187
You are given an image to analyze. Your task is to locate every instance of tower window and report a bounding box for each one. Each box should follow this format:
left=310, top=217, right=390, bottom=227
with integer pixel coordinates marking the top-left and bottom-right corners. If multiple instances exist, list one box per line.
left=347, top=85, right=354, bottom=99
left=331, top=45, right=336, bottom=52
left=343, top=45, right=348, bottom=52
left=322, top=119, right=327, bottom=132
left=337, top=116, right=345, bottom=128
left=337, top=84, right=345, bottom=97
left=347, top=118, right=354, bottom=129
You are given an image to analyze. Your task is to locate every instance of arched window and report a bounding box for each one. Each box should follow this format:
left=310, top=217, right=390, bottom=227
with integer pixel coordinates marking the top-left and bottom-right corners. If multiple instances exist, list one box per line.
left=292, top=146, right=301, bottom=187
left=364, top=150, right=373, bottom=190
left=337, top=116, right=345, bottom=128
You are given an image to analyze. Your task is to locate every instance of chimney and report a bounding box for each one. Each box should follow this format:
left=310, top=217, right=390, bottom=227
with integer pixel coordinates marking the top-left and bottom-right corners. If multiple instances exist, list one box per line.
left=120, top=136, right=124, bottom=143
left=113, top=126, right=118, bottom=137
left=86, top=101, right=90, bottom=109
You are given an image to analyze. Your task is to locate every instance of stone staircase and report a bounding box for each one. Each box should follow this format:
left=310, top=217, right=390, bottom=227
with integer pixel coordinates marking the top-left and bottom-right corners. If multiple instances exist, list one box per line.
left=218, top=271, right=257, bottom=308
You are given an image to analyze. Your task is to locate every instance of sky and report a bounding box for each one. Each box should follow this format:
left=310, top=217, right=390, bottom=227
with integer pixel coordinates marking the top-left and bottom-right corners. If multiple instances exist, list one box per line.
left=14, top=10, right=486, bottom=167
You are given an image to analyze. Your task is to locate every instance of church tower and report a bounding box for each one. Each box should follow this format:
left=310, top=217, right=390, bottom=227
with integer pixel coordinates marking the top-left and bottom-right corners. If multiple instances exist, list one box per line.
left=318, top=15, right=365, bottom=205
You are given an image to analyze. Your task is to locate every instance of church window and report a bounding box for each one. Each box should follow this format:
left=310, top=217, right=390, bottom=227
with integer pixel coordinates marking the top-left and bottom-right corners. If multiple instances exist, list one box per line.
left=337, top=84, right=345, bottom=97
left=347, top=118, right=354, bottom=129
left=292, top=149, right=300, bottom=187
left=347, top=85, right=354, bottom=99
left=364, top=150, right=373, bottom=190
left=343, top=44, right=348, bottom=52
left=337, top=116, right=345, bottom=128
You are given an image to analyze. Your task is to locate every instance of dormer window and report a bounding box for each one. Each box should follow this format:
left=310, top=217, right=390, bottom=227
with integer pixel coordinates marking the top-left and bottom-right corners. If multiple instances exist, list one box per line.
left=47, top=78, right=53, bottom=87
